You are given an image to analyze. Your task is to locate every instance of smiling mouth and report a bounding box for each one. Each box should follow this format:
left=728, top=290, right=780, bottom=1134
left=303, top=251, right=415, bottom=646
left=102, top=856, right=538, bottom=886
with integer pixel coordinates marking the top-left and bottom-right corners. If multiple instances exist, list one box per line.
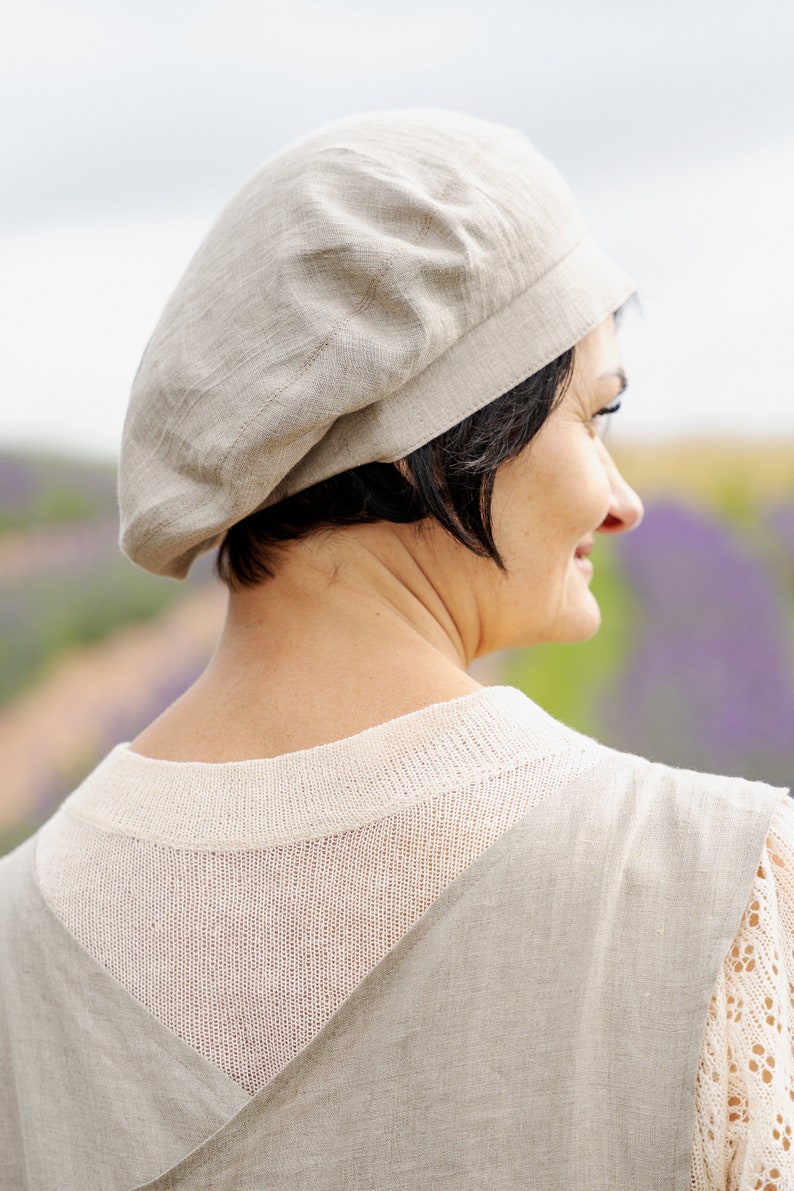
left=574, top=540, right=595, bottom=573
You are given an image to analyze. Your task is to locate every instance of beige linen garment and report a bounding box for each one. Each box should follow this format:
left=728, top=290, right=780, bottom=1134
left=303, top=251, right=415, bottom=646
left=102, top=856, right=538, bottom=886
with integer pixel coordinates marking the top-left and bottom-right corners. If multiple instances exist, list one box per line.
left=0, top=736, right=784, bottom=1189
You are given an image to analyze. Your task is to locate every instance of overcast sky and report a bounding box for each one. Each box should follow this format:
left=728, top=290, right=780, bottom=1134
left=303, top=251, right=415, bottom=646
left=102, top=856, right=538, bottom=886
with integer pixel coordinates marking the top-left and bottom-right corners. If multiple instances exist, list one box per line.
left=2, top=0, right=793, bottom=457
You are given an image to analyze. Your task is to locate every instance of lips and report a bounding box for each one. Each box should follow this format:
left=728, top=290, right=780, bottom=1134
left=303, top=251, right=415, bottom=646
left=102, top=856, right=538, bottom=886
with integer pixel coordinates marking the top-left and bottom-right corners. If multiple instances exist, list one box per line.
left=573, top=539, right=595, bottom=576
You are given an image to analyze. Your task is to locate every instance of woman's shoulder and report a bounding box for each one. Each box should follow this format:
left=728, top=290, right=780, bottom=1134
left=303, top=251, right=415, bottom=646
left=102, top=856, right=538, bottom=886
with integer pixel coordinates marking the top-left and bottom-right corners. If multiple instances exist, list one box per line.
left=582, top=749, right=784, bottom=849
left=629, top=749, right=786, bottom=799
left=0, top=834, right=40, bottom=943
left=479, top=685, right=789, bottom=806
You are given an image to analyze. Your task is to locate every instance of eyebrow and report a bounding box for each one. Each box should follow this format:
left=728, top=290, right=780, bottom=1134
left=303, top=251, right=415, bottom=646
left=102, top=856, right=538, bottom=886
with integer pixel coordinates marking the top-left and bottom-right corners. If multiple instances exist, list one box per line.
left=598, top=368, right=628, bottom=395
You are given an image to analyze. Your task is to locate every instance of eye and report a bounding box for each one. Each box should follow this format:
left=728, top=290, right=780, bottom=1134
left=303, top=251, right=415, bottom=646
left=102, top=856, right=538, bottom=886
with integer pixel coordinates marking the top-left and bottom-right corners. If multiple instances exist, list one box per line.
left=593, top=399, right=622, bottom=440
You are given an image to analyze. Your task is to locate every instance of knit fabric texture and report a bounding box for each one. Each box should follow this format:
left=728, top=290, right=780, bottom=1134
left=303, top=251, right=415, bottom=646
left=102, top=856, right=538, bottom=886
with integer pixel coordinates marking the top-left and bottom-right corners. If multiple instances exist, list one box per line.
left=34, top=686, right=794, bottom=1188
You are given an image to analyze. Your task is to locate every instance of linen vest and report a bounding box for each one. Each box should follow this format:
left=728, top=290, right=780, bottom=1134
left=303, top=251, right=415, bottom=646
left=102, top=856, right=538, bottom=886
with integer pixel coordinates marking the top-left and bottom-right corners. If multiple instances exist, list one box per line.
left=0, top=749, right=784, bottom=1190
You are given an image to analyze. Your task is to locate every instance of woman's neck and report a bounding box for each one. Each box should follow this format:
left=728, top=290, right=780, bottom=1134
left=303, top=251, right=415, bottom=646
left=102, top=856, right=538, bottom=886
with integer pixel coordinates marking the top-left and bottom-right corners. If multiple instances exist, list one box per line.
left=132, top=525, right=484, bottom=763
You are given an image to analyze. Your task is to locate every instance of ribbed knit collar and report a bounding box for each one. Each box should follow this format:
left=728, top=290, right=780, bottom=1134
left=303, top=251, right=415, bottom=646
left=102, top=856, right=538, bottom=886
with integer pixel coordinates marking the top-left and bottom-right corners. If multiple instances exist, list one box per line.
left=60, top=686, right=596, bottom=849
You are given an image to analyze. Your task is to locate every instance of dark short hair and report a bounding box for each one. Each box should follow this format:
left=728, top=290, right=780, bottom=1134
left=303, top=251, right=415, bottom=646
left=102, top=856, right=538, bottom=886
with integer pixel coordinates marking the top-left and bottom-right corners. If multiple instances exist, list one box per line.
left=216, top=347, right=576, bottom=588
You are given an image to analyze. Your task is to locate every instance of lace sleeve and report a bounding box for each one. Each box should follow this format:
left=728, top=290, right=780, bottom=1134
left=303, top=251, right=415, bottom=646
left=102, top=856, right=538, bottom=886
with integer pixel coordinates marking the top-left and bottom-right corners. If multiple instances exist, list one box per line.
left=691, top=793, right=794, bottom=1191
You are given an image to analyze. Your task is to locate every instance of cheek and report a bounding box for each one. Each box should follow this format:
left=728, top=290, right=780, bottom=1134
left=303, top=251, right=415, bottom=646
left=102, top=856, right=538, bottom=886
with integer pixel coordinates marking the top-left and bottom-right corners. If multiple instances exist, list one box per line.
left=489, top=434, right=610, bottom=564
left=547, top=469, right=608, bottom=544
left=571, top=449, right=614, bottom=525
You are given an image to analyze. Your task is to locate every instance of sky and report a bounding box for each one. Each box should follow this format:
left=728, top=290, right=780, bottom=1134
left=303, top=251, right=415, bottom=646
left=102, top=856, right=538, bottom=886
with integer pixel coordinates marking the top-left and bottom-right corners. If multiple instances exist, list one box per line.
left=2, top=0, right=793, bottom=458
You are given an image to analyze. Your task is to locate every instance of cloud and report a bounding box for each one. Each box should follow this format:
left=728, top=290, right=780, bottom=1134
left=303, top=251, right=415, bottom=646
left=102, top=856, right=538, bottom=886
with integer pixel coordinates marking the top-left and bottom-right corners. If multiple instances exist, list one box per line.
left=0, top=214, right=211, bottom=456
left=3, top=0, right=793, bottom=226
left=2, top=0, right=793, bottom=454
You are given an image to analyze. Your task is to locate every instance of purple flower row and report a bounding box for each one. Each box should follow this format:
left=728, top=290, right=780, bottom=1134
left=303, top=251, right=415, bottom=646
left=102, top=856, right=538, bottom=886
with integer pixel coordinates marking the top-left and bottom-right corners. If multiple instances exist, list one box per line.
left=604, top=501, right=794, bottom=786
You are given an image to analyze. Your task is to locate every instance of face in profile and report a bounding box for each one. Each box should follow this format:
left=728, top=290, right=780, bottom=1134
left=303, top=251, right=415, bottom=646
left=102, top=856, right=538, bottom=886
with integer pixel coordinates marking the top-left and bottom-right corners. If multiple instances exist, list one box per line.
left=476, top=317, right=644, bottom=652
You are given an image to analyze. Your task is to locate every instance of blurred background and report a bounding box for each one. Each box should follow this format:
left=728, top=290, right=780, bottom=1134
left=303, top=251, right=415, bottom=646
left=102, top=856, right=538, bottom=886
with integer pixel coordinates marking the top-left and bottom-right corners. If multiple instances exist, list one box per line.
left=2, top=0, right=793, bottom=852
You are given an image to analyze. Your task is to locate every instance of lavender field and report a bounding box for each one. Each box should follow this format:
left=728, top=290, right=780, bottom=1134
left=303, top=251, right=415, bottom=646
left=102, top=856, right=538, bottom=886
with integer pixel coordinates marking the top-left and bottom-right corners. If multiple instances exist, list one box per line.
left=0, top=451, right=223, bottom=852
left=1, top=444, right=793, bottom=852
left=509, top=445, right=794, bottom=787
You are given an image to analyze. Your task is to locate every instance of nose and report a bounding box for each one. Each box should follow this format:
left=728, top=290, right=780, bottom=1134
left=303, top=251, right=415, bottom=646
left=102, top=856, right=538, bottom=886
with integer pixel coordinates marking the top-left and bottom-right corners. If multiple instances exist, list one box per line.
left=596, top=446, right=644, bottom=535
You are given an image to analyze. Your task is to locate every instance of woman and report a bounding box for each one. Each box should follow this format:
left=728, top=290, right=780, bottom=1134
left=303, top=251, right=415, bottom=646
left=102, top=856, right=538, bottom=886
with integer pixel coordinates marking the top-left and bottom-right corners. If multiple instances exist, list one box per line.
left=1, top=110, right=792, bottom=1189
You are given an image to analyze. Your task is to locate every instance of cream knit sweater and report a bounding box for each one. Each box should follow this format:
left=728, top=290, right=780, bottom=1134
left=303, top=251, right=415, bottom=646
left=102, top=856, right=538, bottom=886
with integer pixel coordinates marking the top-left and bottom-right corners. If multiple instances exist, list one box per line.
left=34, top=687, right=794, bottom=1189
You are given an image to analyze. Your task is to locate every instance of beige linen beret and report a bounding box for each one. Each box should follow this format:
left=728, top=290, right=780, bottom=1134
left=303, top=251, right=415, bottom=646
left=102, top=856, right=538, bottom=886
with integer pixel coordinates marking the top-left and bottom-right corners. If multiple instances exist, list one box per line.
left=119, top=108, right=634, bottom=578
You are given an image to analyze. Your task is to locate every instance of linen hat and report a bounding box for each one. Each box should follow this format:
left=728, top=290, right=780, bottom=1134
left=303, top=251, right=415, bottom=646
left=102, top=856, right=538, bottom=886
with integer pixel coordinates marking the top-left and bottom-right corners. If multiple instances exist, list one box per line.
left=119, top=108, right=635, bottom=578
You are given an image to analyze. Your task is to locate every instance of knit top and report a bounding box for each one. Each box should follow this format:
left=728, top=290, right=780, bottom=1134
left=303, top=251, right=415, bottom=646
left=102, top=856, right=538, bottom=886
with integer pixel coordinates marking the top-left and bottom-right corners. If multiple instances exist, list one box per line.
left=34, top=686, right=794, bottom=1189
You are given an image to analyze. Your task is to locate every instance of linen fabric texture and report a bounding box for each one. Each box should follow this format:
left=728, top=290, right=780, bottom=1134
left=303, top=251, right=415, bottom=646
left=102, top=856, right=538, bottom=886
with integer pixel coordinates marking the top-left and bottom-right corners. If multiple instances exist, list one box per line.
left=118, top=109, right=635, bottom=578
left=0, top=689, right=788, bottom=1190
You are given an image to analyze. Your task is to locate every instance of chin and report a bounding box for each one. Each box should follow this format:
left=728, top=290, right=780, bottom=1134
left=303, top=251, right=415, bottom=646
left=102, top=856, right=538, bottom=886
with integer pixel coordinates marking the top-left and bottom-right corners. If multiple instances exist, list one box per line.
left=566, top=619, right=602, bottom=644
left=553, top=599, right=603, bottom=644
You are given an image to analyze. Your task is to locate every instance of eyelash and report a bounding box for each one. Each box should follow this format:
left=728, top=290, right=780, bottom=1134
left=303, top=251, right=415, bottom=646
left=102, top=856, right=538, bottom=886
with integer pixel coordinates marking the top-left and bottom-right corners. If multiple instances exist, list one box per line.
left=592, top=399, right=622, bottom=439
left=595, top=400, right=622, bottom=419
